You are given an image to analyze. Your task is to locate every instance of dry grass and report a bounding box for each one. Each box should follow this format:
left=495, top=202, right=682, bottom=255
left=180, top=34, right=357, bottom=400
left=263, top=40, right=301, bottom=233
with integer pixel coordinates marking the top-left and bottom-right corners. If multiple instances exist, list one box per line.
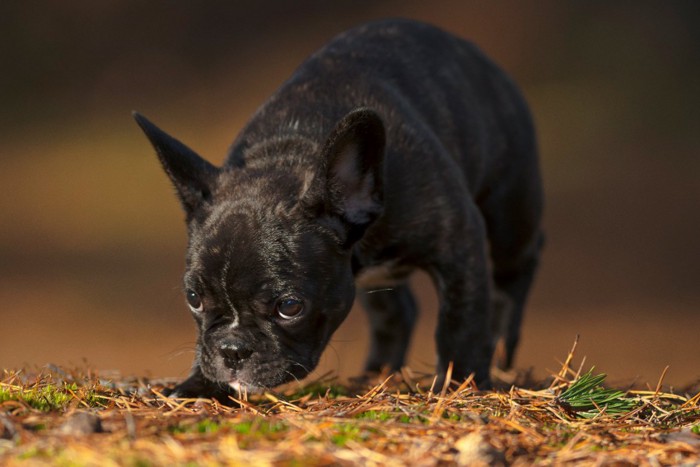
left=1, top=341, right=698, bottom=466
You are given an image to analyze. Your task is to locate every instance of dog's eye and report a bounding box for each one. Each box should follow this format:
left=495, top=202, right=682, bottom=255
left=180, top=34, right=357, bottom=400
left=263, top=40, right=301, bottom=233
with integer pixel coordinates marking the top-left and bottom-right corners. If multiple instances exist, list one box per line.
left=185, top=289, right=204, bottom=313
left=276, top=298, right=304, bottom=319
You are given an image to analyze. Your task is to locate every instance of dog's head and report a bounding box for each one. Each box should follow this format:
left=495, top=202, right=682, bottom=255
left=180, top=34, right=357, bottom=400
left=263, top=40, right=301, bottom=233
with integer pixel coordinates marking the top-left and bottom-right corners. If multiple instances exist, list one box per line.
left=134, top=109, right=385, bottom=392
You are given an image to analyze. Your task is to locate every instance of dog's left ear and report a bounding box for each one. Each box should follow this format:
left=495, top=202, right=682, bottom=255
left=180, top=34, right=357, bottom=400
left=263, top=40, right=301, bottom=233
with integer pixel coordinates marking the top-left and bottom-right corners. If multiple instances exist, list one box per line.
left=314, top=108, right=385, bottom=240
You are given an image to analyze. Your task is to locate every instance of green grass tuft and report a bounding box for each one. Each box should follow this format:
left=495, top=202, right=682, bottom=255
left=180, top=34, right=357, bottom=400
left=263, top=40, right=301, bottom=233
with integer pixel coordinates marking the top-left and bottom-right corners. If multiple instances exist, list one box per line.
left=555, top=368, right=638, bottom=418
left=0, top=380, right=105, bottom=412
left=1, top=384, right=71, bottom=411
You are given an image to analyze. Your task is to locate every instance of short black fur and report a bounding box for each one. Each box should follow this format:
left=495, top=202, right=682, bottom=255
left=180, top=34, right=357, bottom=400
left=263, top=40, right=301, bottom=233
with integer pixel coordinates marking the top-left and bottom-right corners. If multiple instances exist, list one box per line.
left=135, top=19, right=543, bottom=399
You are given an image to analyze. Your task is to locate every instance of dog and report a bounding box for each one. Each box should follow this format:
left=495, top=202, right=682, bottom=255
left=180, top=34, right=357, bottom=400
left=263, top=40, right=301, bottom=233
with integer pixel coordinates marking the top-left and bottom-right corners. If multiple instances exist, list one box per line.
left=134, top=18, right=543, bottom=398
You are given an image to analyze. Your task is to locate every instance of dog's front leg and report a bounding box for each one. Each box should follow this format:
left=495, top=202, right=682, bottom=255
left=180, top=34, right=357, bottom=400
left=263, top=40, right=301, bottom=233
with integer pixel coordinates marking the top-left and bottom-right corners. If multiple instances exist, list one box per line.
left=429, top=202, right=493, bottom=389
left=168, top=366, right=234, bottom=403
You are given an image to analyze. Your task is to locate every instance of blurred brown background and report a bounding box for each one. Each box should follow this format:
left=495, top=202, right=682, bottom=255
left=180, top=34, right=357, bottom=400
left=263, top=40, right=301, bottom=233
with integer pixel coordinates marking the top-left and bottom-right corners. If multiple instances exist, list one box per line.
left=1, top=1, right=698, bottom=387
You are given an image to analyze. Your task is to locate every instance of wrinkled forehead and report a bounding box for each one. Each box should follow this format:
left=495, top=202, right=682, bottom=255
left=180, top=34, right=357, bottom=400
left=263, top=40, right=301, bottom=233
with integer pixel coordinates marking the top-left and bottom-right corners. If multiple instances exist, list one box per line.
left=187, top=205, right=269, bottom=278
left=185, top=200, right=340, bottom=298
left=186, top=203, right=306, bottom=291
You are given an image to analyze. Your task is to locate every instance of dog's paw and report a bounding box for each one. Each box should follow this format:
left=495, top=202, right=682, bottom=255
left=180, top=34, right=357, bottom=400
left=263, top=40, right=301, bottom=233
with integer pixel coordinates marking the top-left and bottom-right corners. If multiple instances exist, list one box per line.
left=164, top=369, right=237, bottom=405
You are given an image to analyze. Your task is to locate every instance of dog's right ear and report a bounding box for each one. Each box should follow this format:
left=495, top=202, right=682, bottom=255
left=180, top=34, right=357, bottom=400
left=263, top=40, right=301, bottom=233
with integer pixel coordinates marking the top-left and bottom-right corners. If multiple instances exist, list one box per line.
left=133, top=112, right=219, bottom=217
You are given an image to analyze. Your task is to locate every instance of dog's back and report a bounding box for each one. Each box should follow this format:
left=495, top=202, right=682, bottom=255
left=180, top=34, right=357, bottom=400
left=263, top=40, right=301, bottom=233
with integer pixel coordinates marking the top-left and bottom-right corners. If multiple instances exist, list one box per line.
left=229, top=19, right=535, bottom=196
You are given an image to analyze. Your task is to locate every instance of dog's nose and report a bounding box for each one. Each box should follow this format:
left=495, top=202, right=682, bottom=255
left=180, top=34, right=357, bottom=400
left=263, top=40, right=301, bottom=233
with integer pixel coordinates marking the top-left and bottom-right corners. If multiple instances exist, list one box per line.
left=220, top=343, right=253, bottom=368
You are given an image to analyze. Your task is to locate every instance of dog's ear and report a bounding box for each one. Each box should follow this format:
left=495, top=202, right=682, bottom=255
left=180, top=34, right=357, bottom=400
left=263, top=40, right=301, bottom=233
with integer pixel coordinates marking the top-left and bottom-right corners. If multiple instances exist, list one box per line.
left=133, top=112, right=219, bottom=217
left=320, top=109, right=385, bottom=233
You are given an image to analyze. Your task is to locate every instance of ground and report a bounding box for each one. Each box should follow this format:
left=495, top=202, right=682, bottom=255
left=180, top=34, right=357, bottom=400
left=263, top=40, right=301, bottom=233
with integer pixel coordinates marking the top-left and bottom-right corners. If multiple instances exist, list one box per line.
left=1, top=346, right=699, bottom=466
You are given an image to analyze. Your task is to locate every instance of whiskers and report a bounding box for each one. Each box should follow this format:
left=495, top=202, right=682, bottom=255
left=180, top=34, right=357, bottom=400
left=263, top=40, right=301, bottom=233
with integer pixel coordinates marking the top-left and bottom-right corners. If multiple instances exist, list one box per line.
left=163, top=343, right=197, bottom=362
left=365, top=288, right=395, bottom=294
left=283, top=369, right=302, bottom=386
left=284, top=359, right=312, bottom=382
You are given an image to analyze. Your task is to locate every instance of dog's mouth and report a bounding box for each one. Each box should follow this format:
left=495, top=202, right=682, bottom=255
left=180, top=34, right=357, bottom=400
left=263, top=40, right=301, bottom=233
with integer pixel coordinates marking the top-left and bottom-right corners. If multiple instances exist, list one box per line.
left=209, top=352, right=319, bottom=394
left=228, top=379, right=261, bottom=395
left=224, top=366, right=303, bottom=394
left=198, top=332, right=326, bottom=393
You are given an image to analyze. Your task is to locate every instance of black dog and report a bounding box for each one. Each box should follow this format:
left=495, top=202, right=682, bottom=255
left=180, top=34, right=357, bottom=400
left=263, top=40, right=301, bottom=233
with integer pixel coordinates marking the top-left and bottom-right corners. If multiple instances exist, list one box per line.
left=134, top=19, right=543, bottom=398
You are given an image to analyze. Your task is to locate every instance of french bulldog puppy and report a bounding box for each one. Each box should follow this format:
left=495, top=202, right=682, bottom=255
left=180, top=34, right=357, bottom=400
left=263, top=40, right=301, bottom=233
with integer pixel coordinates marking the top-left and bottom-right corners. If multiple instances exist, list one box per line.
left=134, top=18, right=543, bottom=398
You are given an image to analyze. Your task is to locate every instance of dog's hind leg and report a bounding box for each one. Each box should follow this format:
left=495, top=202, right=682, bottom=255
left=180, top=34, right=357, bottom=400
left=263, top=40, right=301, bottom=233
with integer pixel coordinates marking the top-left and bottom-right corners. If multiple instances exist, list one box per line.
left=490, top=232, right=543, bottom=370
left=359, top=283, right=418, bottom=373
left=479, top=160, right=544, bottom=370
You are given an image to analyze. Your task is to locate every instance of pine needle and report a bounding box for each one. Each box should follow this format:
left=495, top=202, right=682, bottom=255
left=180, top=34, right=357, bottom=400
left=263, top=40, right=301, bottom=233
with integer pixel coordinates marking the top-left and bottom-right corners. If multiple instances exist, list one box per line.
left=554, top=368, right=638, bottom=418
